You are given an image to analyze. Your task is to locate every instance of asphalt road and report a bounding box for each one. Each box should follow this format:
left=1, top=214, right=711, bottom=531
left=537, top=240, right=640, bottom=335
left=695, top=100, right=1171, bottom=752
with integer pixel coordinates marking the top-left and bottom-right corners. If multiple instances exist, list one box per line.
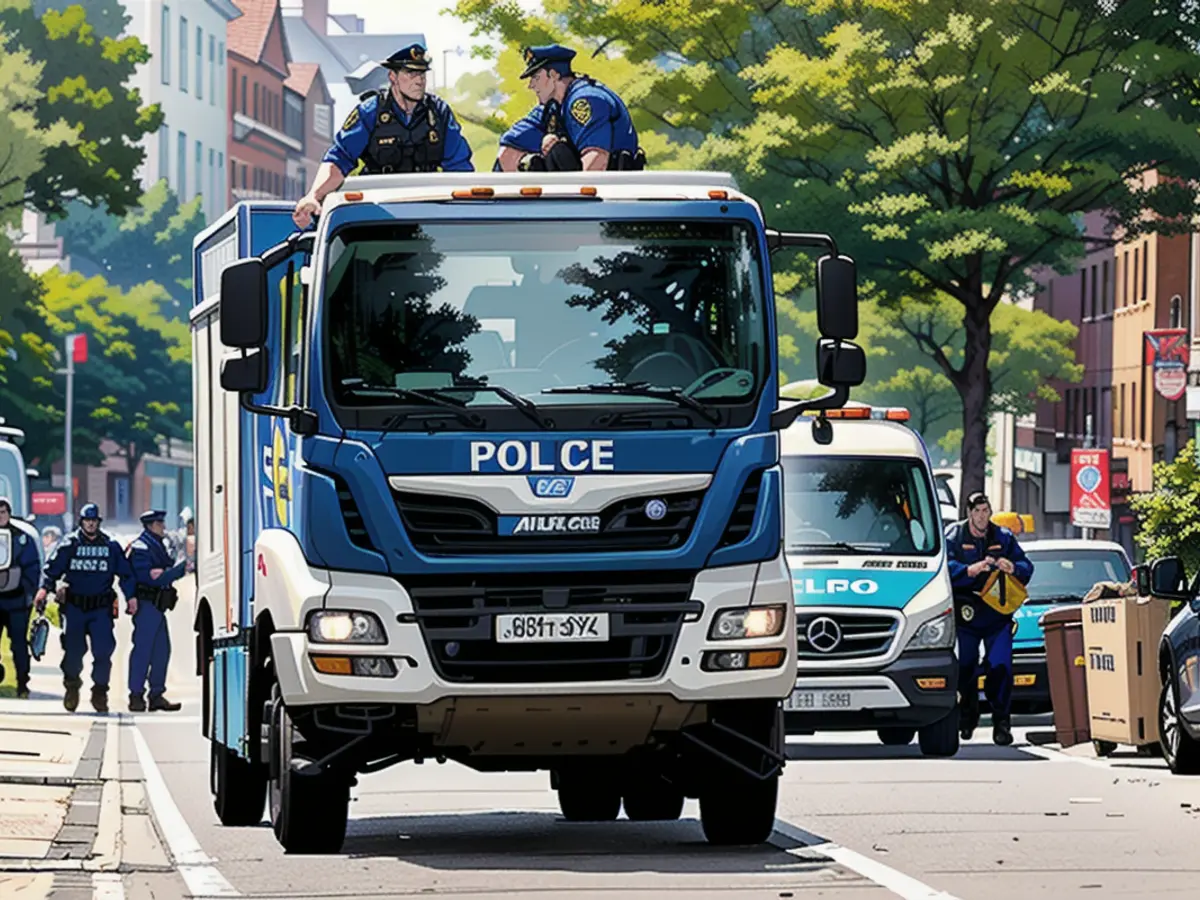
left=65, top=583, right=1200, bottom=899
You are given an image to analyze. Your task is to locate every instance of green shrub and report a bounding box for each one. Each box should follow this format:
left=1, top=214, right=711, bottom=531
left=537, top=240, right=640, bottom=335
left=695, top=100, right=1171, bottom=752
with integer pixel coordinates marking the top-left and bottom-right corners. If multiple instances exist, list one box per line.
left=1131, top=439, right=1200, bottom=576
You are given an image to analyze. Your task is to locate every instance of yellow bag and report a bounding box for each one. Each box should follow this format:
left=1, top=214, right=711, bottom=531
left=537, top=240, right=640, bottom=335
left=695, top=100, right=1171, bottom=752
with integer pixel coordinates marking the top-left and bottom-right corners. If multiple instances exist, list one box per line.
left=977, top=569, right=1029, bottom=615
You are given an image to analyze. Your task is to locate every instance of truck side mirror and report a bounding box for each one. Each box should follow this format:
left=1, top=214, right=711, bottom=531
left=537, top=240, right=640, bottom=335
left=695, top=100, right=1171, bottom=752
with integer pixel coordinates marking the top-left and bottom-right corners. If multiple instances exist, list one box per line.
left=816, top=338, right=866, bottom=387
left=816, top=255, right=858, bottom=340
left=220, top=259, right=268, bottom=349
left=220, top=350, right=268, bottom=394
left=1149, top=556, right=1189, bottom=601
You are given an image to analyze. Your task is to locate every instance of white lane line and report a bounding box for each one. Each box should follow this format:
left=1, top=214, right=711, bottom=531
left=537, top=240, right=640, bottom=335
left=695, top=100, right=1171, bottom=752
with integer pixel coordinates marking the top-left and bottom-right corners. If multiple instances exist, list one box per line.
left=1018, top=742, right=1116, bottom=770
left=92, top=872, right=125, bottom=900
left=131, top=725, right=241, bottom=898
left=774, top=819, right=961, bottom=900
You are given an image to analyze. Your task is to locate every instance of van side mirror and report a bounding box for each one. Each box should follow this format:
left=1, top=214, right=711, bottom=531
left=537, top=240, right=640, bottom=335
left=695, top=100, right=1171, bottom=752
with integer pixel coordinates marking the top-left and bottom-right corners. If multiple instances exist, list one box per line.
left=1150, top=556, right=1189, bottom=601
left=220, top=350, right=268, bottom=394
left=220, top=259, right=268, bottom=348
left=816, top=255, right=858, bottom=340
left=817, top=338, right=866, bottom=387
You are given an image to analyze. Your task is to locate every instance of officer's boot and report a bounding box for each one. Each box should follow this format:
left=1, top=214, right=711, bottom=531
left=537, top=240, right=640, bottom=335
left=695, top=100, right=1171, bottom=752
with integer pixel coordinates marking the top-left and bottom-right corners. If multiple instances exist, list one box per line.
left=959, top=685, right=979, bottom=741
left=16, top=675, right=29, bottom=700
left=63, top=678, right=82, bottom=713
left=128, top=693, right=146, bottom=713
left=993, top=713, right=1014, bottom=747
left=90, top=686, right=109, bottom=714
left=148, top=694, right=182, bottom=712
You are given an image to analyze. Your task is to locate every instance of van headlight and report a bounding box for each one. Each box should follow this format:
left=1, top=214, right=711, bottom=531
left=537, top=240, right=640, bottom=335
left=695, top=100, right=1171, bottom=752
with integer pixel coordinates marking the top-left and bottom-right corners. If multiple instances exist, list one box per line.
left=709, top=605, right=787, bottom=640
left=904, top=608, right=955, bottom=650
left=308, top=610, right=386, bottom=644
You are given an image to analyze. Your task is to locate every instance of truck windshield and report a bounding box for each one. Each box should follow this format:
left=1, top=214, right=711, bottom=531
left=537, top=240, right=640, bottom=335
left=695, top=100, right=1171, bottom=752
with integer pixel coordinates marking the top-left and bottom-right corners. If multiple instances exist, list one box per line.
left=0, top=444, right=27, bottom=518
left=323, top=219, right=767, bottom=429
left=783, top=456, right=941, bottom=557
left=1022, top=548, right=1131, bottom=603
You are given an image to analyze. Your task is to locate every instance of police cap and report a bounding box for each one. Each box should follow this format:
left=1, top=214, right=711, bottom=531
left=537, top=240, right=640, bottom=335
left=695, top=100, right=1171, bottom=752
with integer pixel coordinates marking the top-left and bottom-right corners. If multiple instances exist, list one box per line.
left=0, top=496, right=10, bottom=513
left=519, top=44, right=576, bottom=79
left=140, top=509, right=167, bottom=526
left=79, top=503, right=101, bottom=521
left=381, top=42, right=432, bottom=72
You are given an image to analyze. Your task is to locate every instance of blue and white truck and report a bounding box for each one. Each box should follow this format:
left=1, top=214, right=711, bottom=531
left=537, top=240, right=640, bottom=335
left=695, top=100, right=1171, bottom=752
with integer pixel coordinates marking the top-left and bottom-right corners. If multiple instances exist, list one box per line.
left=190, top=171, right=865, bottom=852
left=779, top=404, right=960, bottom=756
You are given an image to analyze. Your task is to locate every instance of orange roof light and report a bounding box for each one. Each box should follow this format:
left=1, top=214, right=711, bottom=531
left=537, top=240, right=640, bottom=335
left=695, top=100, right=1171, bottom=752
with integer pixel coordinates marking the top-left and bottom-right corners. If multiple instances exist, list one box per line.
left=709, top=190, right=729, bottom=200
left=520, top=186, right=543, bottom=196
left=883, top=408, right=911, bottom=421
left=343, top=191, right=363, bottom=201
left=580, top=186, right=598, bottom=196
left=452, top=186, right=495, bottom=199
left=823, top=407, right=871, bottom=419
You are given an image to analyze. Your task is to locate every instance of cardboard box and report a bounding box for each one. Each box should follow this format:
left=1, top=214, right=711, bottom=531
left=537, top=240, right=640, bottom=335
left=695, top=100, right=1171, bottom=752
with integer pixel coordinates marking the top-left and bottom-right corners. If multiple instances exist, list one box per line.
left=1081, top=594, right=1173, bottom=746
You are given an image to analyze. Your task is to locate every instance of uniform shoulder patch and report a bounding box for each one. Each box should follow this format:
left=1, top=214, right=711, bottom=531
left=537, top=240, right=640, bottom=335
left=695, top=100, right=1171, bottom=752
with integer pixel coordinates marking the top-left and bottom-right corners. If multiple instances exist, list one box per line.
left=130, top=539, right=148, bottom=552
left=570, top=97, right=592, bottom=126
left=342, top=106, right=360, bottom=131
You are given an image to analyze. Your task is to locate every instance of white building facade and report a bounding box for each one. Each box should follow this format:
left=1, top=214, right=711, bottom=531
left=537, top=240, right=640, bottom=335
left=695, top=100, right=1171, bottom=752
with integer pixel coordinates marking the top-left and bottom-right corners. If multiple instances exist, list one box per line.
left=123, top=0, right=242, bottom=224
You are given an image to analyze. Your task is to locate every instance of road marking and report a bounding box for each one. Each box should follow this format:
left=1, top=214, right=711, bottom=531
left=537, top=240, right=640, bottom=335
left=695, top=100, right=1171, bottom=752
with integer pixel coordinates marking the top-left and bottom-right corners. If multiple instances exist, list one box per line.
left=774, top=820, right=961, bottom=900
left=131, top=725, right=241, bottom=897
left=1018, top=742, right=1115, bottom=770
left=92, top=872, right=124, bottom=900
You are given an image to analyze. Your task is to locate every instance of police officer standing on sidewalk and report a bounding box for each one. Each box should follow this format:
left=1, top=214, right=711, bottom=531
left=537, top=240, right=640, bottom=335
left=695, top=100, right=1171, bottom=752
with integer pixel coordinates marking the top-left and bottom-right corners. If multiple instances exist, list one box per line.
left=34, top=504, right=134, bottom=713
left=945, top=492, right=1034, bottom=746
left=124, top=510, right=186, bottom=712
left=0, top=497, right=44, bottom=698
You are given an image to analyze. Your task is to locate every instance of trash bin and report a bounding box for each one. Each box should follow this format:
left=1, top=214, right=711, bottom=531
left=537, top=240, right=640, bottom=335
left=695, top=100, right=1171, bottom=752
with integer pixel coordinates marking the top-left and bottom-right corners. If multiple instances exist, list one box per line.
left=1042, top=605, right=1090, bottom=747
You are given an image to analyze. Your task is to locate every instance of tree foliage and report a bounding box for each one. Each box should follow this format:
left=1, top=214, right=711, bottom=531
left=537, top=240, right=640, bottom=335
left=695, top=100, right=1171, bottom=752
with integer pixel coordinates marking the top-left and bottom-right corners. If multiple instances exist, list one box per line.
left=1131, top=441, right=1200, bottom=573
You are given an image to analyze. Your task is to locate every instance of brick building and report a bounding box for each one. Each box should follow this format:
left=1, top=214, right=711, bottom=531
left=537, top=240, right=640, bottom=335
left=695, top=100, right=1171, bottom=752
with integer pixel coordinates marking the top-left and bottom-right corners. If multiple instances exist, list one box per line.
left=283, top=62, right=335, bottom=200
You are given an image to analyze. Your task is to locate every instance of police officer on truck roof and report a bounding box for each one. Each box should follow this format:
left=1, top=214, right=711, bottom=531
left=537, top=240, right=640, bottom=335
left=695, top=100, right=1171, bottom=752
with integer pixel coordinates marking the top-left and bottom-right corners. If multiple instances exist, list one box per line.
left=124, top=509, right=187, bottom=713
left=495, top=44, right=645, bottom=173
left=35, top=503, right=135, bottom=714
left=945, top=492, right=1034, bottom=747
left=0, top=497, right=44, bottom=699
left=292, top=42, right=474, bottom=229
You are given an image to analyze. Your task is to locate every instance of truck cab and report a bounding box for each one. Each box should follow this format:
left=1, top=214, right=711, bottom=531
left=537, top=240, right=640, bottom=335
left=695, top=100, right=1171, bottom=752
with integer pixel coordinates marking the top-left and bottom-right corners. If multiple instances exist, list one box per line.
left=779, top=405, right=960, bottom=756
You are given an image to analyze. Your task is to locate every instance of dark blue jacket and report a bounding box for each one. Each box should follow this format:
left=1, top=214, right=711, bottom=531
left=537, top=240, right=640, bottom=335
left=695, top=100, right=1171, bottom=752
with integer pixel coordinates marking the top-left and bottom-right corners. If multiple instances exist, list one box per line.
left=0, top=521, right=43, bottom=606
left=41, top=529, right=134, bottom=596
left=122, top=529, right=186, bottom=599
left=945, top=521, right=1034, bottom=598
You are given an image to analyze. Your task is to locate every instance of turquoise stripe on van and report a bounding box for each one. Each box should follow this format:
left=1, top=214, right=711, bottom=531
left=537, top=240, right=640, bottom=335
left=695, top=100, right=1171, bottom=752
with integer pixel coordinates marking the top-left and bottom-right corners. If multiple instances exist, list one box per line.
left=792, top=567, right=940, bottom=609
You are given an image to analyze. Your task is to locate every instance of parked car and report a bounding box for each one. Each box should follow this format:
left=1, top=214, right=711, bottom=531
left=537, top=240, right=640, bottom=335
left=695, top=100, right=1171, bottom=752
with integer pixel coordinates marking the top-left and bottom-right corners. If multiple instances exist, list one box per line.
left=1145, top=557, right=1200, bottom=774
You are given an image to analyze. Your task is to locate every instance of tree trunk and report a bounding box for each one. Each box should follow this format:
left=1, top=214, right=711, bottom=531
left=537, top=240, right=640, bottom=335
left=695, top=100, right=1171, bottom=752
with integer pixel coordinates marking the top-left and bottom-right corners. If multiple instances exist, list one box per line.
left=956, top=301, right=993, bottom=518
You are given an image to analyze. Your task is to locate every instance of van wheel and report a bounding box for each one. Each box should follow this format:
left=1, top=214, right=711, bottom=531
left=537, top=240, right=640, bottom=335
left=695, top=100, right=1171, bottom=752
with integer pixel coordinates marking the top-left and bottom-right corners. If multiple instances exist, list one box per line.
left=210, top=740, right=266, bottom=826
left=622, top=772, right=684, bottom=821
left=268, top=697, right=350, bottom=853
left=918, top=708, right=960, bottom=757
left=1160, top=680, right=1200, bottom=775
left=699, top=773, right=778, bottom=846
left=877, top=727, right=916, bottom=746
left=557, top=771, right=620, bottom=822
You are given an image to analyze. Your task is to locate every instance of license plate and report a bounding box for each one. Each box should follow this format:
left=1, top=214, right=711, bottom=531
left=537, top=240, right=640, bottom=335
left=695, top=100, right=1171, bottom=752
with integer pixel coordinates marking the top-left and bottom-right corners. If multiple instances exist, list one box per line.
left=783, top=690, right=852, bottom=711
left=978, top=674, right=1036, bottom=688
left=495, top=613, right=609, bottom=644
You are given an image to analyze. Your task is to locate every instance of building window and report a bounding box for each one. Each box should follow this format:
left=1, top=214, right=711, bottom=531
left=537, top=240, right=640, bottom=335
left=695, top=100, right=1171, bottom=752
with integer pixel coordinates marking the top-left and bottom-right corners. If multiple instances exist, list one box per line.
left=158, top=126, right=169, bottom=181
left=1101, top=260, right=1109, bottom=315
left=208, top=147, right=215, bottom=215
left=195, top=140, right=202, bottom=200
left=1133, top=246, right=1139, bottom=303
left=160, top=6, right=171, bottom=84
left=217, top=151, right=224, bottom=206
left=284, top=91, right=304, bottom=142
left=179, top=17, right=188, bottom=92
left=218, top=43, right=225, bottom=109
left=208, top=35, right=215, bottom=105
left=314, top=104, right=332, bottom=140
left=1123, top=250, right=1130, bottom=306
left=1090, top=264, right=1097, bottom=318
left=241, top=75, right=247, bottom=115
left=1079, top=268, right=1087, bottom=320
left=177, top=131, right=187, bottom=197
left=195, top=26, right=203, bottom=100
left=1143, top=240, right=1149, bottom=301
left=1102, top=386, right=1111, bottom=445
left=1140, top=375, right=1147, bottom=442
left=1118, top=384, right=1124, bottom=438
left=1171, top=295, right=1182, bottom=329
left=254, top=83, right=259, bottom=120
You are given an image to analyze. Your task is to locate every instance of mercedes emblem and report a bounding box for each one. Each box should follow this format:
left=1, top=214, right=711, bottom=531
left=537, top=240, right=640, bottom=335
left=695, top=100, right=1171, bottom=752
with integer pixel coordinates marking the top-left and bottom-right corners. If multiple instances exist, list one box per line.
left=805, top=616, right=843, bottom=653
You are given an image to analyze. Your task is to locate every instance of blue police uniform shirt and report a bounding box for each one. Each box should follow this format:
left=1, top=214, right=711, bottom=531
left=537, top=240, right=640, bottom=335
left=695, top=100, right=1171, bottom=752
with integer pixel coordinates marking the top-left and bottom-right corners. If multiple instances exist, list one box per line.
left=0, top=520, right=42, bottom=605
left=322, top=92, right=474, bottom=174
left=41, top=530, right=134, bottom=596
left=501, top=77, right=639, bottom=156
left=123, top=529, right=186, bottom=600
left=945, top=521, right=1034, bottom=598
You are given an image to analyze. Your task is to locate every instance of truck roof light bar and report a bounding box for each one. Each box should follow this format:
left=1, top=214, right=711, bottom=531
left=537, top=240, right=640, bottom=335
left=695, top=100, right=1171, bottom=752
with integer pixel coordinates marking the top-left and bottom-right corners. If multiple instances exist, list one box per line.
left=343, top=191, right=364, bottom=201
left=709, top=190, right=729, bottom=200
left=817, top=406, right=910, bottom=422
left=520, top=186, right=543, bottom=196
left=451, top=186, right=496, bottom=199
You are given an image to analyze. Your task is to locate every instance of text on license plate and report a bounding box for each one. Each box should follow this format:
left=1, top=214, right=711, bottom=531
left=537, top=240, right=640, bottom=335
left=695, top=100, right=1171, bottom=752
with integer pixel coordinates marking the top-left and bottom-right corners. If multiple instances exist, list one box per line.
left=495, top=613, right=610, bottom=643
left=784, top=690, right=852, bottom=711
left=979, top=674, right=1036, bottom=688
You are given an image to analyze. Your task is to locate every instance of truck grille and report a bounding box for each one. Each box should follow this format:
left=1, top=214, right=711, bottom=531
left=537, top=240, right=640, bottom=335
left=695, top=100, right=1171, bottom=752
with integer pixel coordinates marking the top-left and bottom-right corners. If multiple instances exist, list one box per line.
left=404, top=571, right=700, bottom=683
left=394, top=489, right=704, bottom=555
left=795, top=610, right=900, bottom=660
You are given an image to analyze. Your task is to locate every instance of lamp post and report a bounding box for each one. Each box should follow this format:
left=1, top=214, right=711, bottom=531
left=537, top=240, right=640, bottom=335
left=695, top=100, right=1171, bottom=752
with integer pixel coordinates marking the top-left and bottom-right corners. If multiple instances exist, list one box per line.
left=443, top=45, right=464, bottom=93
left=56, top=333, right=86, bottom=530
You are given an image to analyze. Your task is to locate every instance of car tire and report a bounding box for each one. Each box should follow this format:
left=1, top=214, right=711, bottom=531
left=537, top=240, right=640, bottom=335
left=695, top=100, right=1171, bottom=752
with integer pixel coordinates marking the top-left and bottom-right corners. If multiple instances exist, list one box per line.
left=918, top=708, right=961, bottom=757
left=877, top=727, right=916, bottom=746
left=699, top=774, right=778, bottom=846
left=1159, top=680, right=1200, bottom=775
left=558, top=771, right=621, bottom=822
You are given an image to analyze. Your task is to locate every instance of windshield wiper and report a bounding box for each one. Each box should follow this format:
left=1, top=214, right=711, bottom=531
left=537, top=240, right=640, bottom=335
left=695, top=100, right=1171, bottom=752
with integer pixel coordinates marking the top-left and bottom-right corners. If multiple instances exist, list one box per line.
left=542, top=381, right=722, bottom=426
left=433, top=380, right=554, bottom=430
left=1027, top=593, right=1086, bottom=605
left=341, top=382, right=486, bottom=431
left=788, top=541, right=885, bottom=554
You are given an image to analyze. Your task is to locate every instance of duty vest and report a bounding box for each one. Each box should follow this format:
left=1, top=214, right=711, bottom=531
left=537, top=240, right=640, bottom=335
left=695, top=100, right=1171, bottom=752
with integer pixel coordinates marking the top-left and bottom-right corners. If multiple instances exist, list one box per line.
left=359, top=90, right=446, bottom=174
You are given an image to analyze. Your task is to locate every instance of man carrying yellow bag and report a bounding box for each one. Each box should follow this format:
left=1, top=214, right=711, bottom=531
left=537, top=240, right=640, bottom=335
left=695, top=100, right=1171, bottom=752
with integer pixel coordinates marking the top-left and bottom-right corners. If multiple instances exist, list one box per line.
left=945, top=492, right=1035, bottom=746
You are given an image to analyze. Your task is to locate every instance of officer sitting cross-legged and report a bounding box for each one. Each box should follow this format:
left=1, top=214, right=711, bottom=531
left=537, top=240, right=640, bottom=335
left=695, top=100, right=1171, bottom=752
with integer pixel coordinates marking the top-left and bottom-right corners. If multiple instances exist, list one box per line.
left=0, top=497, right=44, bottom=699
left=124, top=509, right=187, bottom=713
left=945, top=492, right=1034, bottom=747
left=292, top=42, right=473, bottom=229
left=35, top=504, right=135, bottom=713
left=495, top=44, right=645, bottom=173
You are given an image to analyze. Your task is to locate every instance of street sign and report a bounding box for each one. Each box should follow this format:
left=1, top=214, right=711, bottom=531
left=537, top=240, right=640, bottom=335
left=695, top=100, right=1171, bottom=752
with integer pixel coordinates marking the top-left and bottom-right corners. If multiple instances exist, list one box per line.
left=1070, top=448, right=1111, bottom=530
left=1144, top=328, right=1188, bottom=401
left=31, top=491, right=65, bottom=515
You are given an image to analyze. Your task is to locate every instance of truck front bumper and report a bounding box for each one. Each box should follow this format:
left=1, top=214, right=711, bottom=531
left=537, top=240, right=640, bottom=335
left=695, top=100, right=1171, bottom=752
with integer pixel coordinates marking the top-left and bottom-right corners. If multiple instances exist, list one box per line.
left=782, top=650, right=958, bottom=733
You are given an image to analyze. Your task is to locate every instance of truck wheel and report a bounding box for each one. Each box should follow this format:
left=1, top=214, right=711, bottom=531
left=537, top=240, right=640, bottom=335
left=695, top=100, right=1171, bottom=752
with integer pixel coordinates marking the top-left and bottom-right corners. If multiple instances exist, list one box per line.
left=210, top=740, right=266, bottom=826
left=699, top=774, right=778, bottom=846
left=557, top=771, right=621, bottom=822
left=877, top=727, right=916, bottom=746
left=622, top=775, right=684, bottom=821
left=268, top=700, right=350, bottom=853
left=1160, top=681, right=1200, bottom=775
left=918, top=708, right=960, bottom=757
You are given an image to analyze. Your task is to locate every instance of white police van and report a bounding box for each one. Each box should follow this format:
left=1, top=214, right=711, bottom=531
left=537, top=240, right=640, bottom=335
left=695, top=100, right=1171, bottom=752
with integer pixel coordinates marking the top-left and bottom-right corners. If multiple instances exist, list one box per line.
left=781, top=404, right=959, bottom=756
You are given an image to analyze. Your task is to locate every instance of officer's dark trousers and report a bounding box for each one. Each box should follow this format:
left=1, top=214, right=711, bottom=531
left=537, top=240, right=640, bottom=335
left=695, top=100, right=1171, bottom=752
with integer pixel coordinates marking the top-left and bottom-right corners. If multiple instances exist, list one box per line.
left=61, top=604, right=116, bottom=690
left=956, top=600, right=1015, bottom=724
left=128, top=600, right=171, bottom=697
left=0, top=597, right=31, bottom=684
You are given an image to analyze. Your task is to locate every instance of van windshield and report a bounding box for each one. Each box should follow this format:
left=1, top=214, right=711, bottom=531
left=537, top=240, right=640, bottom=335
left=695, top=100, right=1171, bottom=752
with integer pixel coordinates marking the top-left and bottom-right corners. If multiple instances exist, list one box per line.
left=783, top=455, right=941, bottom=557
left=1022, top=548, right=1131, bottom=603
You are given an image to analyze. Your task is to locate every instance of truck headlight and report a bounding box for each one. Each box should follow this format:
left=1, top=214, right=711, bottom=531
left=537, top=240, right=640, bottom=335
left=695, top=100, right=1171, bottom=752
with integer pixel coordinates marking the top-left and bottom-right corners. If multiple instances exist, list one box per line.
left=904, top=609, right=955, bottom=651
left=709, top=605, right=787, bottom=640
left=308, top=610, right=386, bottom=644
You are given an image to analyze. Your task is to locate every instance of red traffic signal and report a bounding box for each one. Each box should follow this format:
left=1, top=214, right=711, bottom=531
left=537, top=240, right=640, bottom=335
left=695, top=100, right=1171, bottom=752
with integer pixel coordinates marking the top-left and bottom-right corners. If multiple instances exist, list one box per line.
left=71, top=333, right=87, bottom=363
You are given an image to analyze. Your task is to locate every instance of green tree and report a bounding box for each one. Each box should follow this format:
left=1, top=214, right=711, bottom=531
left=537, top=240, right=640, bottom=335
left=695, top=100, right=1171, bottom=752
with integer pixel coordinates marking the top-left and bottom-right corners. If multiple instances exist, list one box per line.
left=456, top=0, right=1200, bottom=505
left=1132, top=440, right=1200, bottom=574
left=54, top=180, right=205, bottom=311
left=31, top=0, right=127, bottom=40
left=0, top=0, right=162, bottom=219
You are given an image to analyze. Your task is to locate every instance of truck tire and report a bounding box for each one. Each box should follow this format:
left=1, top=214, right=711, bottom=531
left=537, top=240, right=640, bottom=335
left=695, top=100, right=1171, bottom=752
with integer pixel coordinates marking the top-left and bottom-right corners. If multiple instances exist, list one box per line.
left=1160, top=680, right=1200, bottom=775
left=918, top=708, right=960, bottom=757
left=877, top=727, right=916, bottom=746
left=622, top=775, right=684, bottom=821
left=210, top=741, right=266, bottom=826
left=557, top=771, right=621, bottom=822
left=268, top=700, right=350, bottom=853
left=699, top=774, right=778, bottom=846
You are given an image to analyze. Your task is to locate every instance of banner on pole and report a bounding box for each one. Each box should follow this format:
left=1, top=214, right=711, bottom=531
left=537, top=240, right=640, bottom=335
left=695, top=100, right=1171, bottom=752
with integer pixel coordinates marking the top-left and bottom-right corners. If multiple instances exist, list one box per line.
left=1070, top=448, right=1111, bottom=530
left=1144, top=329, right=1189, bottom=401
